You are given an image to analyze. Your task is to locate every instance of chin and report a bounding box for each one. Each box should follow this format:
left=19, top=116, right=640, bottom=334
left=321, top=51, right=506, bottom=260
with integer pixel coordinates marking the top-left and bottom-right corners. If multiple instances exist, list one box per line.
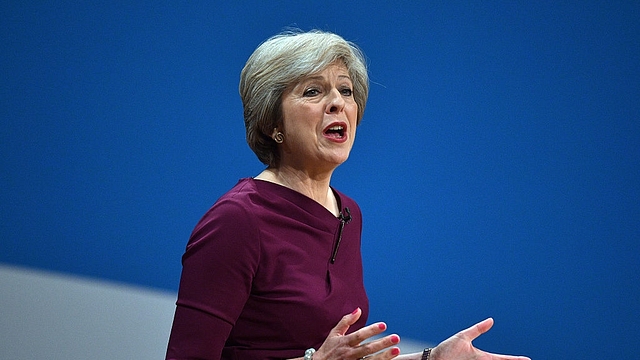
left=332, top=154, right=351, bottom=166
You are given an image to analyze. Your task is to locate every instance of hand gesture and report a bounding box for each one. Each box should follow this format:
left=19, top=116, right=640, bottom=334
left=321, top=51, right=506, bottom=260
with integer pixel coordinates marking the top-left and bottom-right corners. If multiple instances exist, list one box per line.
left=431, top=318, right=530, bottom=360
left=313, top=308, right=401, bottom=360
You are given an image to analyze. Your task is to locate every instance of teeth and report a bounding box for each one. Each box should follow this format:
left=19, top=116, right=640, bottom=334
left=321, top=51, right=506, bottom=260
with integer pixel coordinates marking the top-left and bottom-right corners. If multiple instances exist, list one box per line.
left=328, top=126, right=344, bottom=130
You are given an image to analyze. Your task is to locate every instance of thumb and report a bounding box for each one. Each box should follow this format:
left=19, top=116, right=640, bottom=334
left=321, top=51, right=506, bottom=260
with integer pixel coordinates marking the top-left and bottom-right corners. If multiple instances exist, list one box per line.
left=330, top=308, right=362, bottom=336
left=458, top=317, right=494, bottom=342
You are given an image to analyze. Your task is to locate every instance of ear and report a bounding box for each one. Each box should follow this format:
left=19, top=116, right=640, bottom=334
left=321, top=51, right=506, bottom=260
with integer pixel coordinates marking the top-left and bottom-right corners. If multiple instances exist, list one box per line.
left=272, top=128, right=284, bottom=144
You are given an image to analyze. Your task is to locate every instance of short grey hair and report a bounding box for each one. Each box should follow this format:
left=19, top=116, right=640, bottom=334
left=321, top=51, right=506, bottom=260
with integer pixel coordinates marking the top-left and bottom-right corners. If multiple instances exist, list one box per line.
left=239, top=30, right=369, bottom=167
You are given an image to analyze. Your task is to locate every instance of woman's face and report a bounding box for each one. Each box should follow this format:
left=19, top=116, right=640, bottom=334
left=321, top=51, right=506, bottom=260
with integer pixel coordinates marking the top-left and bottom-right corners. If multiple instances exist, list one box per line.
left=278, top=62, right=358, bottom=174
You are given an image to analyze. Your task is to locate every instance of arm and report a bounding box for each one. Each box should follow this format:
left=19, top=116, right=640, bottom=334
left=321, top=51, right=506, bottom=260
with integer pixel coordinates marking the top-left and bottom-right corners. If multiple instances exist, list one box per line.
left=166, top=306, right=233, bottom=359
left=166, top=199, right=260, bottom=360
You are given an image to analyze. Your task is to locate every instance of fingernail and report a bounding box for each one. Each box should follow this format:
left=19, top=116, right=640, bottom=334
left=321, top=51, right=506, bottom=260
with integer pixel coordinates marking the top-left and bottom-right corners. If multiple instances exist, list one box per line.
left=378, top=323, right=386, bottom=330
left=391, top=335, right=400, bottom=344
left=391, top=348, right=400, bottom=356
left=351, top=308, right=360, bottom=315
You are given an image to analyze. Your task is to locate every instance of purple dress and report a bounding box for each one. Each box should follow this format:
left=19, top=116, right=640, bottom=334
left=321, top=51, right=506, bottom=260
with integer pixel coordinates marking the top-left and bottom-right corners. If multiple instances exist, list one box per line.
left=166, top=178, right=369, bottom=360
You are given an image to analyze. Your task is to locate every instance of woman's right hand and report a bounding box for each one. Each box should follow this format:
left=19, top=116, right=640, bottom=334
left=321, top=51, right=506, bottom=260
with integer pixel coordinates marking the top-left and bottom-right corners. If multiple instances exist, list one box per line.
left=313, top=308, right=401, bottom=360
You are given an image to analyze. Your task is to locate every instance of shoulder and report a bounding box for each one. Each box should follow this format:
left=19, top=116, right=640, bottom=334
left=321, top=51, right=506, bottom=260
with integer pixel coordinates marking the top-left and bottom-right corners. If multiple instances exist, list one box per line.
left=332, top=187, right=361, bottom=214
left=197, top=179, right=256, bottom=220
left=186, top=179, right=263, bottom=251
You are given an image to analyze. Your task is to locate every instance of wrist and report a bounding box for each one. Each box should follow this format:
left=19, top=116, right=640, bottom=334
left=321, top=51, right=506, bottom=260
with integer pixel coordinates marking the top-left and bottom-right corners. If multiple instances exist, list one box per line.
left=421, top=348, right=433, bottom=360
left=304, top=348, right=316, bottom=360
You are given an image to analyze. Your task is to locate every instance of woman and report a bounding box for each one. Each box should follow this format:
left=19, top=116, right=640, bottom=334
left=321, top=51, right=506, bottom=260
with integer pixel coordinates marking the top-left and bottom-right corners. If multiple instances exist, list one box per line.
left=166, top=30, right=530, bottom=360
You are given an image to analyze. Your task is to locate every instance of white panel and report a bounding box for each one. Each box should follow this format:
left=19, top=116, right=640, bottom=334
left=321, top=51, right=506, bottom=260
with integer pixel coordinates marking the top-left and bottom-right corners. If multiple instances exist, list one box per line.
left=0, top=265, right=432, bottom=359
left=0, top=265, right=176, bottom=360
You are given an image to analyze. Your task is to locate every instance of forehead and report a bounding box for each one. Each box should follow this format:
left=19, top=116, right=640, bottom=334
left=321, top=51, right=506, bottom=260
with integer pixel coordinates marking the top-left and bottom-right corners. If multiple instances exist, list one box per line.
left=301, top=62, right=351, bottom=81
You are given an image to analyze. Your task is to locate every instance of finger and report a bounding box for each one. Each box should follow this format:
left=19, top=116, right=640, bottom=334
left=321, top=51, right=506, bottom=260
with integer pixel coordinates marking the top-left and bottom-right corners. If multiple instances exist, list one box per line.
left=368, top=346, right=401, bottom=360
left=347, top=322, right=388, bottom=346
left=330, top=308, right=362, bottom=336
left=457, top=317, right=494, bottom=342
left=356, top=334, right=401, bottom=358
left=481, top=351, right=531, bottom=360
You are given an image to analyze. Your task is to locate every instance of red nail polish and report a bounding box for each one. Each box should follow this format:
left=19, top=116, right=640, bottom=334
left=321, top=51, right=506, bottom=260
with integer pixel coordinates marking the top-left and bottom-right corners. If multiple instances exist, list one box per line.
left=351, top=308, right=359, bottom=315
left=378, top=323, right=386, bottom=330
left=391, top=348, right=400, bottom=356
left=391, top=335, right=400, bottom=344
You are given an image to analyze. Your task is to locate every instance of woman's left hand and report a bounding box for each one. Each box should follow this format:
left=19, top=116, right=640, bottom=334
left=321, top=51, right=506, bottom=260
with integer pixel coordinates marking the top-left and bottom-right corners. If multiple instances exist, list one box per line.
left=430, top=318, right=530, bottom=360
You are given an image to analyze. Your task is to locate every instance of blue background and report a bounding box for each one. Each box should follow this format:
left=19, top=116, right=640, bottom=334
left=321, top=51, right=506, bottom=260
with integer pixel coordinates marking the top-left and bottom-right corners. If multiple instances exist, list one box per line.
left=2, top=1, right=639, bottom=359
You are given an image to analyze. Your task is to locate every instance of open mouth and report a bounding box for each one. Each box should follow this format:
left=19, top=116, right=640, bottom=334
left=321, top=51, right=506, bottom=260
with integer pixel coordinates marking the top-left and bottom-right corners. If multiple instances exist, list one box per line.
left=323, top=124, right=346, bottom=140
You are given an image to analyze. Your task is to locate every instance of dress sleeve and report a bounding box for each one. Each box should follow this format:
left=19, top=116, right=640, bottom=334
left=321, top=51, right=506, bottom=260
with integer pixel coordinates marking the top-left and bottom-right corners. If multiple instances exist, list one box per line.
left=166, top=198, right=261, bottom=360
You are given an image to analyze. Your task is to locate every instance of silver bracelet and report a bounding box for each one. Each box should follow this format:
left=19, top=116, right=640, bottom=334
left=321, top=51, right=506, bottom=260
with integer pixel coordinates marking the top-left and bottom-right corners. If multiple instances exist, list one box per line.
left=421, top=348, right=432, bottom=360
left=304, top=348, right=316, bottom=360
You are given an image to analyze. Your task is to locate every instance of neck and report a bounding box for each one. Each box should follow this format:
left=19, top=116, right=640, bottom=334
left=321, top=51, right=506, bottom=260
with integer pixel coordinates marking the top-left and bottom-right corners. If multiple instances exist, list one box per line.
left=255, top=167, right=339, bottom=216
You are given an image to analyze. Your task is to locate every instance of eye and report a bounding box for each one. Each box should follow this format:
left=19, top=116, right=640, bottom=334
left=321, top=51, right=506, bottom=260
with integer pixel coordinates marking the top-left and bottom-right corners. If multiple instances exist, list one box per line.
left=340, top=87, right=353, bottom=96
left=303, top=88, right=321, bottom=97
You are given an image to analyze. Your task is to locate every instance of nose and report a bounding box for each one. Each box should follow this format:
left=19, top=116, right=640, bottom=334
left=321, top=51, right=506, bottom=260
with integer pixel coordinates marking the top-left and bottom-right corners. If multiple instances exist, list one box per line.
left=326, top=88, right=345, bottom=114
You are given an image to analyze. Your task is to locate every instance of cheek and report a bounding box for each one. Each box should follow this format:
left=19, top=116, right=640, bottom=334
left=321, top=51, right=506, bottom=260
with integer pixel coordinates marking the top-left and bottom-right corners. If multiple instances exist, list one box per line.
left=347, top=104, right=359, bottom=126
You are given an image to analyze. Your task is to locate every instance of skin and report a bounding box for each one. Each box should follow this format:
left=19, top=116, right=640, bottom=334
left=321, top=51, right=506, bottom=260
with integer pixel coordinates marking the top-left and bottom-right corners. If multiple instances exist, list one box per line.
left=255, top=62, right=357, bottom=216
left=310, top=310, right=532, bottom=360
left=256, top=62, right=531, bottom=360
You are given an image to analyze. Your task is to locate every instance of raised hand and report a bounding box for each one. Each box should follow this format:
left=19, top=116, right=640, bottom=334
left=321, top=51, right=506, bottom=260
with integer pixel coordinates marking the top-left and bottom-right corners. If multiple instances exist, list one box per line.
left=430, top=318, right=530, bottom=360
left=313, top=308, right=401, bottom=360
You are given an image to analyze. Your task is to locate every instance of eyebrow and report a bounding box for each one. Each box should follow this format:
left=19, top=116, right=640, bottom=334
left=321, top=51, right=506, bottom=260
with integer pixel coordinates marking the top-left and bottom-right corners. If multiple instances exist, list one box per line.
left=302, top=74, right=352, bottom=82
